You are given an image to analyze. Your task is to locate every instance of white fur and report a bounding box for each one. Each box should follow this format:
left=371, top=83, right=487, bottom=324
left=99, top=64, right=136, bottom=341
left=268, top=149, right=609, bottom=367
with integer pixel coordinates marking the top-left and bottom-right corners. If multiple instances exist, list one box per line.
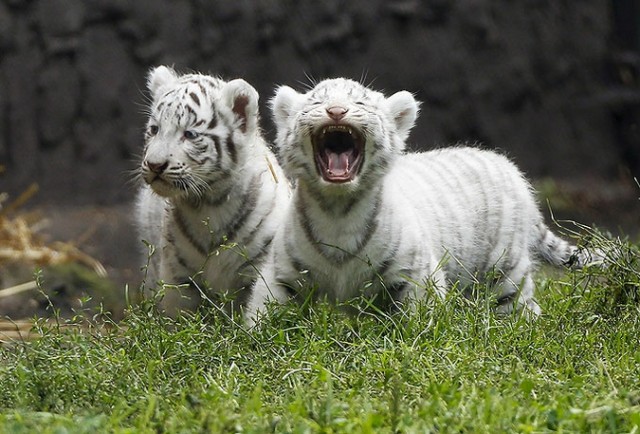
left=147, top=65, right=179, bottom=98
left=246, top=78, right=585, bottom=324
left=136, top=66, right=290, bottom=316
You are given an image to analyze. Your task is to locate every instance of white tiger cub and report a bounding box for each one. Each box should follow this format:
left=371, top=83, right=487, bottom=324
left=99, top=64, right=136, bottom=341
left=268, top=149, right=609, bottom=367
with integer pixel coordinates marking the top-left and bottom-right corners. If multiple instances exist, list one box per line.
left=246, top=78, right=595, bottom=322
left=136, top=66, right=289, bottom=316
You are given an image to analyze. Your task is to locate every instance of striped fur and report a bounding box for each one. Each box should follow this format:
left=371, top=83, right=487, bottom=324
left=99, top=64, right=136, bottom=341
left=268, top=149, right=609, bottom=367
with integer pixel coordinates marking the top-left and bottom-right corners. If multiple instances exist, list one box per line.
left=246, top=78, right=591, bottom=322
left=136, top=66, right=290, bottom=316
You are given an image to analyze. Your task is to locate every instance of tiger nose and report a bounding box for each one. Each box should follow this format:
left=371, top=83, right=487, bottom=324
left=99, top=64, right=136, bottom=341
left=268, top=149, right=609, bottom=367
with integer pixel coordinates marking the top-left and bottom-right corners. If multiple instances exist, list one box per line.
left=326, top=106, right=348, bottom=121
left=146, top=160, right=169, bottom=174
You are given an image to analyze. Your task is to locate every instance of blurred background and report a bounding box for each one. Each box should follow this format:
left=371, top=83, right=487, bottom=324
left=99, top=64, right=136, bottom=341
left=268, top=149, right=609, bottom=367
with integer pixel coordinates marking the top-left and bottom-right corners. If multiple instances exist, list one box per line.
left=0, top=0, right=638, bottom=320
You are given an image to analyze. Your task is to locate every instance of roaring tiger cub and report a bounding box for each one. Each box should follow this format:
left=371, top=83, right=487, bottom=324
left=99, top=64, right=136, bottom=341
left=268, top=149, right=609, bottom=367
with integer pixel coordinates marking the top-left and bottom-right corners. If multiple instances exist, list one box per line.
left=246, top=78, right=596, bottom=322
left=136, top=66, right=289, bottom=316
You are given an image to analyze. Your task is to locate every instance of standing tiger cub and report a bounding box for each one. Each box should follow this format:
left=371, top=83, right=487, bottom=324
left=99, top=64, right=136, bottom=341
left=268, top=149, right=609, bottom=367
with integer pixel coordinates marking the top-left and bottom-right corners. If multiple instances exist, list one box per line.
left=246, top=78, right=595, bottom=323
left=136, top=66, right=289, bottom=316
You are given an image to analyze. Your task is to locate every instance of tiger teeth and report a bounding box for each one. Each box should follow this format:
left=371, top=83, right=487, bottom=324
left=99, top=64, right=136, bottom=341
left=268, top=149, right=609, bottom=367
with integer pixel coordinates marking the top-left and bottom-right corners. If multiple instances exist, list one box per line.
left=322, top=125, right=354, bottom=135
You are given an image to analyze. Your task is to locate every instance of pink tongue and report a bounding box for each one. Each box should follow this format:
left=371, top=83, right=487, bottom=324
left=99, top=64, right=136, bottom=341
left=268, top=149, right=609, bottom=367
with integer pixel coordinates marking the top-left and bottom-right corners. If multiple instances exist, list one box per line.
left=326, top=151, right=352, bottom=176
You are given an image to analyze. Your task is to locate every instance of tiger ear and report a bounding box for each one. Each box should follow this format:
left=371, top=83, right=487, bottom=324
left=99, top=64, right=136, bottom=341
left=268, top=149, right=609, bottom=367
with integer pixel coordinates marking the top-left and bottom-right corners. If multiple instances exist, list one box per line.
left=222, top=79, right=259, bottom=134
left=384, top=91, right=420, bottom=141
left=147, top=66, right=179, bottom=98
left=271, top=86, right=302, bottom=128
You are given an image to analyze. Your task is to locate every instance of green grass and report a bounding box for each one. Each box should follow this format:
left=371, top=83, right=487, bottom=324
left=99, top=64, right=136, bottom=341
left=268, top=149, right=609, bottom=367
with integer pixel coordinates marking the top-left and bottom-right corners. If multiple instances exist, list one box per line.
left=1, top=235, right=639, bottom=433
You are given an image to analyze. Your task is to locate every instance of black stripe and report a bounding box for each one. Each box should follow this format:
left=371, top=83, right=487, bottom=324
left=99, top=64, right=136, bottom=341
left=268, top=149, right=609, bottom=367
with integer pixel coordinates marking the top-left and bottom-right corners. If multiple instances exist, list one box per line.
left=207, top=115, right=217, bottom=130
left=209, top=174, right=261, bottom=248
left=271, top=253, right=305, bottom=298
left=193, top=141, right=208, bottom=153
left=203, top=183, right=233, bottom=207
left=213, top=137, right=222, bottom=168
left=304, top=181, right=373, bottom=217
left=227, top=136, right=238, bottom=164
left=283, top=284, right=298, bottom=298
left=390, top=281, right=409, bottom=296
left=164, top=221, right=176, bottom=244
left=237, top=236, right=275, bottom=275
left=503, top=201, right=523, bottom=273
left=454, top=153, right=491, bottom=272
left=175, top=251, right=193, bottom=273
left=172, top=209, right=208, bottom=257
left=197, top=82, right=208, bottom=96
left=199, top=133, right=222, bottom=168
left=340, top=193, right=364, bottom=216
left=273, top=266, right=300, bottom=298
left=238, top=185, right=278, bottom=246
left=295, top=192, right=381, bottom=265
left=189, top=92, right=200, bottom=106
left=282, top=237, right=312, bottom=279
left=251, top=235, right=274, bottom=264
left=355, top=155, right=388, bottom=190
left=501, top=254, right=518, bottom=279
left=185, top=152, right=214, bottom=167
left=295, top=194, right=332, bottom=261
left=352, top=200, right=380, bottom=254
left=166, top=262, right=181, bottom=281
left=374, top=242, right=401, bottom=281
left=286, top=251, right=309, bottom=279
left=497, top=290, right=517, bottom=306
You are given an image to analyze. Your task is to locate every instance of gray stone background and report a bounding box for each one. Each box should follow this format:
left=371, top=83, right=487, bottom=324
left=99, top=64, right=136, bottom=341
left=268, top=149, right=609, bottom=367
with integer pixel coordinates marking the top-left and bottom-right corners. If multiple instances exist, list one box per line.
left=1, top=0, right=638, bottom=206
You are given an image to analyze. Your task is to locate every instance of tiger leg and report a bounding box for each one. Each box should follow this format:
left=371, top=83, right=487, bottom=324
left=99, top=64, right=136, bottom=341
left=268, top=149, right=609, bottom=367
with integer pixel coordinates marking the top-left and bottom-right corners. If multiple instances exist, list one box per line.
left=393, top=265, right=448, bottom=311
left=154, top=250, right=201, bottom=318
left=495, top=257, right=541, bottom=318
left=244, top=259, right=292, bottom=328
left=158, top=284, right=201, bottom=317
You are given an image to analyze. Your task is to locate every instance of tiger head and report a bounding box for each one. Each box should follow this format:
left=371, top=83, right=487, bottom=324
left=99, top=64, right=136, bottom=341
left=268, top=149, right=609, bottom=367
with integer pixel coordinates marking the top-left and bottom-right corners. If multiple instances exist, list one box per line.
left=271, top=78, right=419, bottom=195
left=141, top=66, right=260, bottom=199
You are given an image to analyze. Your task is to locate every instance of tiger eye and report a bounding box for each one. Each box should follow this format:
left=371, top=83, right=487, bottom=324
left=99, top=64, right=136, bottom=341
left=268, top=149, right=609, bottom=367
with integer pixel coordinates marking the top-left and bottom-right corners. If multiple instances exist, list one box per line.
left=183, top=130, right=199, bottom=140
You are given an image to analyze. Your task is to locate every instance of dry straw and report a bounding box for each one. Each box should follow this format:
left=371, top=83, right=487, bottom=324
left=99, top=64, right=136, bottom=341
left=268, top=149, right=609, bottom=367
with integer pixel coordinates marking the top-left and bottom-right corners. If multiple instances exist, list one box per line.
left=0, top=183, right=106, bottom=300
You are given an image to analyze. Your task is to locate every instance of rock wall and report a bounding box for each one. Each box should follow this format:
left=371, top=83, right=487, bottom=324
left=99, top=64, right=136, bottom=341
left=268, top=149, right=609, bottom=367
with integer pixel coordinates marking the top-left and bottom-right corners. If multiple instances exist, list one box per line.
left=0, top=0, right=633, bottom=205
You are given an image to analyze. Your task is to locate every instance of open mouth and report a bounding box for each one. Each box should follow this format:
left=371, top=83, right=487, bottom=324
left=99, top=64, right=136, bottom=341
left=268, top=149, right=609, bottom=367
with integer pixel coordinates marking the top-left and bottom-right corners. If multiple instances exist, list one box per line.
left=311, top=125, right=364, bottom=183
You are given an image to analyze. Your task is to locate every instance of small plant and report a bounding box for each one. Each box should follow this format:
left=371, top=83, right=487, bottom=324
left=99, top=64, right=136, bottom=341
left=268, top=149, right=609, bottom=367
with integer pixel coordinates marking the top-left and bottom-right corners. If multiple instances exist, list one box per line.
left=570, top=225, right=639, bottom=313
left=0, top=228, right=638, bottom=432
